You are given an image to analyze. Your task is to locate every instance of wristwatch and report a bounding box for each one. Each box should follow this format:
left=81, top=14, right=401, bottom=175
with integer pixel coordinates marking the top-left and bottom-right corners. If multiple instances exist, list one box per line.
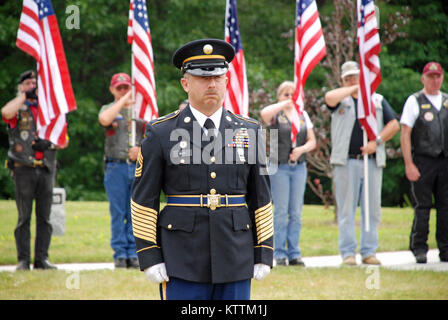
left=375, top=135, right=383, bottom=145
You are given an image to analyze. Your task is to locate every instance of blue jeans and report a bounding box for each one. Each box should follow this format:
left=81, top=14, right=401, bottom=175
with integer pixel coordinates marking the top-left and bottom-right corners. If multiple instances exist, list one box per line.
left=333, top=159, right=382, bottom=259
left=104, top=162, right=137, bottom=260
left=270, top=162, right=307, bottom=260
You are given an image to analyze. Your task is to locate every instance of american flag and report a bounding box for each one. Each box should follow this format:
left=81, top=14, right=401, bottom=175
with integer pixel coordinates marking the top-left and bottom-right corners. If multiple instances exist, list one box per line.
left=128, top=0, right=158, bottom=122
left=16, top=0, right=76, bottom=147
left=291, top=0, right=326, bottom=142
left=357, top=0, right=381, bottom=141
left=224, top=0, right=249, bottom=117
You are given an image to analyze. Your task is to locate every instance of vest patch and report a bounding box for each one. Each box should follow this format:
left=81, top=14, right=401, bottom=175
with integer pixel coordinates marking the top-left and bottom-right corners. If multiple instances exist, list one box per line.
left=424, top=111, right=434, bottom=122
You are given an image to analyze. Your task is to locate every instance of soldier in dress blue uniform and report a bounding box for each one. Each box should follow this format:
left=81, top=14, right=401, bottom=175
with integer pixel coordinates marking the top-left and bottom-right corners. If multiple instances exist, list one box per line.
left=131, top=39, right=273, bottom=300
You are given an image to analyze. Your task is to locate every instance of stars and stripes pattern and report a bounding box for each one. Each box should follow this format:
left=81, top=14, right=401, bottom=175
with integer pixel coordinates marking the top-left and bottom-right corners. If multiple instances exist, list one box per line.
left=224, top=0, right=249, bottom=117
left=16, top=0, right=76, bottom=147
left=357, top=0, right=381, bottom=141
left=291, top=0, right=326, bottom=143
left=128, top=0, right=158, bottom=122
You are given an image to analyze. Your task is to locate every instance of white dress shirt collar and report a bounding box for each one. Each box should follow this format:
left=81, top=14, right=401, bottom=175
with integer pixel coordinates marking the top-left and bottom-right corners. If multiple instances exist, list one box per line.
left=189, top=105, right=222, bottom=131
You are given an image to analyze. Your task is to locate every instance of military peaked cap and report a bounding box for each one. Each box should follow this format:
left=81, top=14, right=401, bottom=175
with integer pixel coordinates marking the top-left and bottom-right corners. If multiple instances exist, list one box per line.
left=172, top=39, right=235, bottom=76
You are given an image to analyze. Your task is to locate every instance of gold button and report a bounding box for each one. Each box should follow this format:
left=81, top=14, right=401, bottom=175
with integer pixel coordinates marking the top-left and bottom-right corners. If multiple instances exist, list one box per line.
left=210, top=172, right=216, bottom=179
left=246, top=224, right=250, bottom=230
left=167, top=224, right=172, bottom=229
left=210, top=189, right=216, bottom=195
left=210, top=156, right=216, bottom=163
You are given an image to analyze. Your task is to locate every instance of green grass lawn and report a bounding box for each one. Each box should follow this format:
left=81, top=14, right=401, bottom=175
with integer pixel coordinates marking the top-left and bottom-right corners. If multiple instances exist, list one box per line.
left=0, top=200, right=438, bottom=265
left=0, top=200, right=445, bottom=300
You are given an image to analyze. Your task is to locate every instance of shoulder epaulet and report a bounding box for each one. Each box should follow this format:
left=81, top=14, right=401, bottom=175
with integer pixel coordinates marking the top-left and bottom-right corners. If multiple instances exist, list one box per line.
left=227, top=110, right=259, bottom=125
left=151, top=110, right=180, bottom=126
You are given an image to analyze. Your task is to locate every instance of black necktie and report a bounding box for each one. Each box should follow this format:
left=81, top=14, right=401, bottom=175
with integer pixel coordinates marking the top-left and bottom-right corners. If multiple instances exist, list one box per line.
left=204, top=118, right=215, bottom=138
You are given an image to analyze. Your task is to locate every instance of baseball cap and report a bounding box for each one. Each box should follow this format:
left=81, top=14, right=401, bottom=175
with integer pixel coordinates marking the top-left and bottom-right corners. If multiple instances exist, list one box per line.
left=341, top=61, right=360, bottom=79
left=110, top=73, right=131, bottom=88
left=422, top=62, right=443, bottom=76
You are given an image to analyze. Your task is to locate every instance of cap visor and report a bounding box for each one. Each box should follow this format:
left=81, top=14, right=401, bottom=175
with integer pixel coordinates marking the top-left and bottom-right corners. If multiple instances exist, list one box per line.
left=112, top=81, right=131, bottom=88
left=186, top=67, right=228, bottom=77
left=341, top=70, right=359, bottom=78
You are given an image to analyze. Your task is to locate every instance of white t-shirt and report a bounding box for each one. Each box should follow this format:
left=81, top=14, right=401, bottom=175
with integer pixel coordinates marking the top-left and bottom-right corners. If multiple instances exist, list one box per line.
left=400, top=92, right=442, bottom=128
left=302, top=110, right=314, bottom=129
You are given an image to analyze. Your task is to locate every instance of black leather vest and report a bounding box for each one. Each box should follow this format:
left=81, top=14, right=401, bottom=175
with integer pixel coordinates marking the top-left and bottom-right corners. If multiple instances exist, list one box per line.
left=7, top=103, right=56, bottom=170
left=104, top=108, right=146, bottom=160
left=268, top=111, right=308, bottom=164
left=411, top=91, right=448, bottom=158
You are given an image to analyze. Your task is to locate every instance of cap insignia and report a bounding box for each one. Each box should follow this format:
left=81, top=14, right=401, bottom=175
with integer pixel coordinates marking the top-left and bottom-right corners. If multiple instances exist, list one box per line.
left=203, top=44, right=213, bottom=55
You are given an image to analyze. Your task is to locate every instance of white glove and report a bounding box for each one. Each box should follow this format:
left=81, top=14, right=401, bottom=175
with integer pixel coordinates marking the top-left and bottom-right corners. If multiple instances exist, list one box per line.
left=253, top=263, right=271, bottom=281
left=144, top=263, right=169, bottom=283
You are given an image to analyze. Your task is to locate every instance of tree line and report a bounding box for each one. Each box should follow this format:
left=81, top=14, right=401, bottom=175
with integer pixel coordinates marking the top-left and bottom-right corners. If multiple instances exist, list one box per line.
left=0, top=0, right=447, bottom=206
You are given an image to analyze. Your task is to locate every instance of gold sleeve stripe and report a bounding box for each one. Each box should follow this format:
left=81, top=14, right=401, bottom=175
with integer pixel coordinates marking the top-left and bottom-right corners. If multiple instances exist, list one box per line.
left=132, top=216, right=155, bottom=228
left=131, top=212, right=157, bottom=226
left=258, top=229, right=273, bottom=244
left=133, top=227, right=156, bottom=242
left=131, top=204, right=158, bottom=220
left=131, top=199, right=158, bottom=244
left=255, top=209, right=272, bottom=223
left=132, top=220, right=157, bottom=235
left=135, top=151, right=143, bottom=177
left=131, top=211, right=157, bottom=226
left=255, top=202, right=272, bottom=214
left=131, top=200, right=158, bottom=215
left=256, top=219, right=273, bottom=232
left=254, top=244, right=273, bottom=250
left=254, top=202, right=273, bottom=244
left=137, top=245, right=160, bottom=253
left=133, top=230, right=156, bottom=243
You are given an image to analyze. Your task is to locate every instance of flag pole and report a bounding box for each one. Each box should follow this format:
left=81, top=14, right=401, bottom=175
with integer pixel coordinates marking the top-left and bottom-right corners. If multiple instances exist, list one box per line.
left=129, top=78, right=136, bottom=148
left=363, top=129, right=370, bottom=232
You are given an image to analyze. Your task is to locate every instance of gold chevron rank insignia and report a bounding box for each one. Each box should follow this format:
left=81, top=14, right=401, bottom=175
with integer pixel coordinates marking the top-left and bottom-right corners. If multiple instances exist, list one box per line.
left=135, top=150, right=143, bottom=177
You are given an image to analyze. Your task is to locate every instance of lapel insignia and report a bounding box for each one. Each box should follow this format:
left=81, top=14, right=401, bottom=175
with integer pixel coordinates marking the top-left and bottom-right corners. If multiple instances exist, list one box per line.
left=443, top=100, right=448, bottom=108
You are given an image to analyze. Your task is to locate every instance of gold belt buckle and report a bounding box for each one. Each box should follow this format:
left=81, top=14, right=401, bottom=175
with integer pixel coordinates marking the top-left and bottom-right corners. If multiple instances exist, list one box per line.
left=207, top=194, right=221, bottom=211
left=33, top=160, right=43, bottom=167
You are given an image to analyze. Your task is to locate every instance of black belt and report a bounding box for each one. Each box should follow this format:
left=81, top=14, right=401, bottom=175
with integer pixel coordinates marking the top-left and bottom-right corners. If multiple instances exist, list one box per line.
left=13, top=160, right=45, bottom=168
left=105, top=158, right=136, bottom=164
left=348, top=154, right=376, bottom=160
